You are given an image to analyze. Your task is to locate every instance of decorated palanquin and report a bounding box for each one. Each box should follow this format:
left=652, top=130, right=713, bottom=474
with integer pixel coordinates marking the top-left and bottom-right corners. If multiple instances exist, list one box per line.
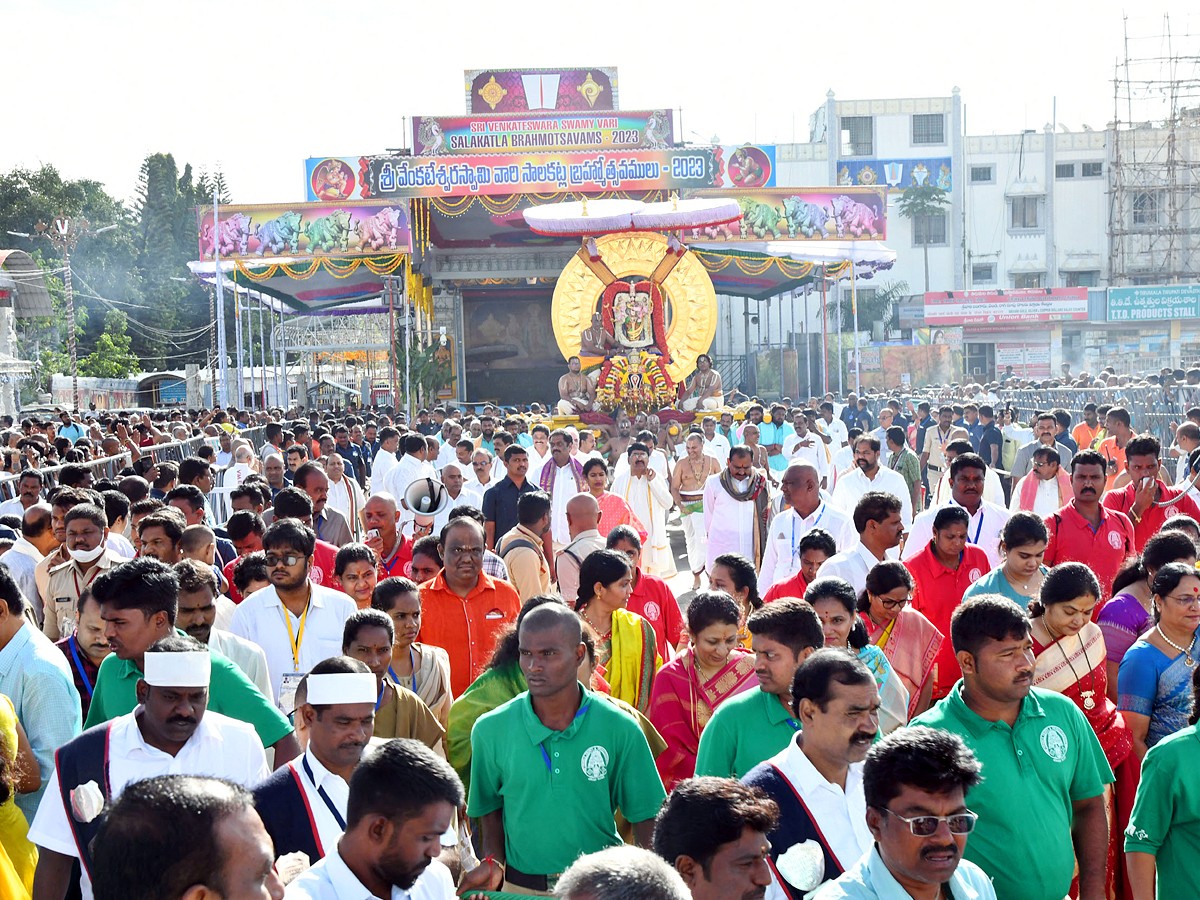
left=531, top=197, right=730, bottom=415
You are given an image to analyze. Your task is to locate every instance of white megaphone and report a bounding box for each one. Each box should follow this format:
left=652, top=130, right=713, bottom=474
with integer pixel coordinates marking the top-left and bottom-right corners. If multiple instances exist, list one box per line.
left=403, top=477, right=452, bottom=524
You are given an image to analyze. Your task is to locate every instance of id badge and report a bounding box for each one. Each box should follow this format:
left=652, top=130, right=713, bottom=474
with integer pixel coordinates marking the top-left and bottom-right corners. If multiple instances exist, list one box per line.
left=279, top=672, right=304, bottom=715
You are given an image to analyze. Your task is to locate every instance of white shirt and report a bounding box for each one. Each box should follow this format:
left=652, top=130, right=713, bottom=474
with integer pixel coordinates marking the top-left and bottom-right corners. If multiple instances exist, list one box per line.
left=902, top=499, right=1011, bottom=568
left=0, top=497, right=28, bottom=518
left=28, top=709, right=269, bottom=900
left=782, top=432, right=831, bottom=481
left=434, top=441, right=459, bottom=470
left=1009, top=475, right=1063, bottom=517
left=819, top=417, right=849, bottom=449
left=759, top=503, right=858, bottom=589
left=383, top=455, right=437, bottom=501
left=287, top=845, right=456, bottom=900
left=290, top=748, right=351, bottom=859
left=372, top=447, right=398, bottom=487
left=815, top=543, right=888, bottom=595
left=433, top=483, right=482, bottom=533
left=208, top=627, right=273, bottom=699
left=704, top=433, right=732, bottom=465
left=534, top=460, right=586, bottom=545
left=104, top=533, right=136, bottom=560
left=702, top=473, right=758, bottom=572
left=830, top=466, right=913, bottom=526
left=229, top=584, right=356, bottom=707
left=763, top=735, right=872, bottom=900
left=932, top=466, right=1006, bottom=508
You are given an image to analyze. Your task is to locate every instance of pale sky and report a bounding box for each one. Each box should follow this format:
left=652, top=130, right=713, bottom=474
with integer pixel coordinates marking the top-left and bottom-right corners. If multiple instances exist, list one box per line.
left=3, top=0, right=1196, bottom=207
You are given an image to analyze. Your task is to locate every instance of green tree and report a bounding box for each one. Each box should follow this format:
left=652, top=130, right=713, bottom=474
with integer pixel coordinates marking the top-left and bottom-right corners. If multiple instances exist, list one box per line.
left=80, top=310, right=140, bottom=378
left=839, top=279, right=910, bottom=339
left=896, top=185, right=949, bottom=292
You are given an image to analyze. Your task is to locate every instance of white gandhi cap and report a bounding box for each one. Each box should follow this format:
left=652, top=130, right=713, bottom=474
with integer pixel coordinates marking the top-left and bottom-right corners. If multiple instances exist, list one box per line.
left=143, top=651, right=211, bottom=688
left=305, top=672, right=378, bottom=705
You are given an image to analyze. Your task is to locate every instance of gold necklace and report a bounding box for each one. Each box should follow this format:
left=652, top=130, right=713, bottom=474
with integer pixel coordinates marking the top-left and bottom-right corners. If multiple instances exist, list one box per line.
left=1042, top=617, right=1097, bottom=710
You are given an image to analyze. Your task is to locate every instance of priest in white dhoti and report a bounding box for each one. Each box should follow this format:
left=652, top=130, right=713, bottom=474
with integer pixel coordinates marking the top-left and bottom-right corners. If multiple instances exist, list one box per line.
left=702, top=446, right=773, bottom=572
left=610, top=442, right=675, bottom=578
left=681, top=354, right=725, bottom=411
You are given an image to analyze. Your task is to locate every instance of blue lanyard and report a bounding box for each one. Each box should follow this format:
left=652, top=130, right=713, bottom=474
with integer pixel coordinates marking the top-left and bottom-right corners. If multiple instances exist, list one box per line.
left=301, top=755, right=347, bottom=830
left=315, top=514, right=324, bottom=541
left=385, top=647, right=419, bottom=694
left=791, top=505, right=826, bottom=559
left=969, top=511, right=984, bottom=545
left=68, top=636, right=94, bottom=698
left=540, top=698, right=591, bottom=770
left=785, top=717, right=801, bottom=731
left=375, top=682, right=385, bottom=711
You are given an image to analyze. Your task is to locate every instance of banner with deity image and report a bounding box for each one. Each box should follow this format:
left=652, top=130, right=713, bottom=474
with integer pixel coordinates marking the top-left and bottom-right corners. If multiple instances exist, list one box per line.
left=838, top=157, right=953, bottom=194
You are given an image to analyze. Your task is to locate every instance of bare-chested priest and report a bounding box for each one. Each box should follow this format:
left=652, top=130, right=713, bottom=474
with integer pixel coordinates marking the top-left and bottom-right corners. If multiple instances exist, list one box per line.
left=579, top=312, right=617, bottom=358
left=557, top=356, right=597, bottom=415
left=670, top=431, right=721, bottom=590
left=681, top=354, right=724, bottom=411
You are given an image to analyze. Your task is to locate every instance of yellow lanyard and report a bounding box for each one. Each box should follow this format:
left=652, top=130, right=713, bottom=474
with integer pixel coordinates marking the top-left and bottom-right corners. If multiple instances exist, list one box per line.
left=281, top=600, right=310, bottom=671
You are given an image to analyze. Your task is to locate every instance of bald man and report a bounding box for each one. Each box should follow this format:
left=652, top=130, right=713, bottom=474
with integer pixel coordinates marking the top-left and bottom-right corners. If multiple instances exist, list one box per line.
left=434, top=462, right=482, bottom=533
left=362, top=492, right=412, bottom=581
left=556, top=493, right=606, bottom=606
left=758, top=462, right=857, bottom=588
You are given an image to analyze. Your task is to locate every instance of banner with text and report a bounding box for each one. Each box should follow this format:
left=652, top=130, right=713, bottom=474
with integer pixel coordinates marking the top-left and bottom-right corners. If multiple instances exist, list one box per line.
left=412, top=110, right=673, bottom=155
left=1107, top=284, right=1200, bottom=322
left=923, top=288, right=1087, bottom=326
left=688, top=187, right=886, bottom=241
left=995, top=343, right=1051, bottom=377
left=197, top=200, right=411, bottom=261
left=465, top=67, right=618, bottom=114
left=362, top=148, right=719, bottom=199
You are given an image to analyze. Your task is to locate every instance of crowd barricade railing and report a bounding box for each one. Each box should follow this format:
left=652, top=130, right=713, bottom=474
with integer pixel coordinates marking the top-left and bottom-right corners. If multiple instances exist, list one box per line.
left=0, top=425, right=267, bottom=508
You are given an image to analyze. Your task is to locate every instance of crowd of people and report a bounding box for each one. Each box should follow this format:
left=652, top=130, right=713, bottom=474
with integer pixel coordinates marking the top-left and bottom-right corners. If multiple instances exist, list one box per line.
left=0, top=388, right=1199, bottom=900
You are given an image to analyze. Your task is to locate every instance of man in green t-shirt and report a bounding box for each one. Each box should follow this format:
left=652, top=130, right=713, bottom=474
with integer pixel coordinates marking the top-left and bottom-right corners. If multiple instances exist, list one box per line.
left=695, top=597, right=824, bottom=779
left=912, top=596, right=1111, bottom=900
left=467, top=603, right=665, bottom=895
left=84, top=556, right=298, bottom=765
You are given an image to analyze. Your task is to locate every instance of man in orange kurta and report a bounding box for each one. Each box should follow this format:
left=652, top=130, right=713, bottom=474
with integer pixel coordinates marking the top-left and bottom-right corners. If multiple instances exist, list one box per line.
left=418, top=518, right=521, bottom=696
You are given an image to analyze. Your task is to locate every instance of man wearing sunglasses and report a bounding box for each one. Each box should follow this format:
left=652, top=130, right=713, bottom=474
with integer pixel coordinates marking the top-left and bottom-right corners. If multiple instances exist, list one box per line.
left=912, top=596, right=1111, bottom=900
left=229, top=519, right=356, bottom=713
left=814, top=726, right=995, bottom=899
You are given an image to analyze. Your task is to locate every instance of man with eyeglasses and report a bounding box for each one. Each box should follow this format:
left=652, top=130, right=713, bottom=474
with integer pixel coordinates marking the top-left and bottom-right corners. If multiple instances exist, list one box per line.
left=814, top=726, right=995, bottom=899
left=418, top=517, right=520, bottom=696
left=229, top=519, right=356, bottom=713
left=742, top=649, right=879, bottom=898
left=912, top=596, right=1111, bottom=900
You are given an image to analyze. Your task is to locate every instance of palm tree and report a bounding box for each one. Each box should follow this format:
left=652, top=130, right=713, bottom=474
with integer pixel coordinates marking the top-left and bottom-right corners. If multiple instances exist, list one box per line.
left=896, top=184, right=949, bottom=292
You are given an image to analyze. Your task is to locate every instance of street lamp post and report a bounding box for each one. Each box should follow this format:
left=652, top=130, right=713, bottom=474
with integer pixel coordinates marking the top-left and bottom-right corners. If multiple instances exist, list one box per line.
left=8, top=216, right=116, bottom=412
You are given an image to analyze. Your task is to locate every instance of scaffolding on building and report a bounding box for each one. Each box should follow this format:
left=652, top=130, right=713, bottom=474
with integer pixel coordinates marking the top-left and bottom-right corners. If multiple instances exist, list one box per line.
left=1109, top=13, right=1200, bottom=285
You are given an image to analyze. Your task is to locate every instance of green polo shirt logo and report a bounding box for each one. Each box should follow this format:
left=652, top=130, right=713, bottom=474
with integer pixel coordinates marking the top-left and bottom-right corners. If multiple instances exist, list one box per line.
left=581, top=745, right=609, bottom=781
left=1040, top=725, right=1068, bottom=762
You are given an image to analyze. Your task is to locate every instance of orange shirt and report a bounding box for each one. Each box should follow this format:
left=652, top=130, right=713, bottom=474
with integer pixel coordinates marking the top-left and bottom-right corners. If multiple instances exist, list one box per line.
left=418, top=570, right=521, bottom=696
left=1072, top=421, right=1100, bottom=451
left=1097, top=436, right=1126, bottom=491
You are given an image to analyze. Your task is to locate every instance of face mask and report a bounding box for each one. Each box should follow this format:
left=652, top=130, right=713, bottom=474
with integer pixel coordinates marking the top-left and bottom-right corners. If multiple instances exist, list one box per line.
left=68, top=543, right=106, bottom=565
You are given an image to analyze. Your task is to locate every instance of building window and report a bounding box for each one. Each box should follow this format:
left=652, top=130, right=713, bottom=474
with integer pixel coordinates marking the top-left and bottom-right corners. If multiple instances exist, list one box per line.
left=1131, top=274, right=1159, bottom=285
left=1064, top=270, right=1099, bottom=287
left=969, top=165, right=994, bottom=183
left=1010, top=196, right=1040, bottom=229
left=1055, top=163, right=1075, bottom=179
left=912, top=114, right=945, bottom=145
left=1081, top=161, right=1103, bottom=177
left=1013, top=272, right=1045, bottom=289
left=840, top=116, right=873, bottom=156
left=912, top=213, right=947, bottom=247
left=972, top=263, right=997, bottom=283
left=1132, top=191, right=1163, bottom=227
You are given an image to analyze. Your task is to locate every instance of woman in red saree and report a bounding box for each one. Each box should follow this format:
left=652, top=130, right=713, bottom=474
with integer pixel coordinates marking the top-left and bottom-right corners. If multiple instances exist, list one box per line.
left=857, top=560, right=943, bottom=719
left=1030, top=562, right=1135, bottom=899
left=647, top=590, right=756, bottom=790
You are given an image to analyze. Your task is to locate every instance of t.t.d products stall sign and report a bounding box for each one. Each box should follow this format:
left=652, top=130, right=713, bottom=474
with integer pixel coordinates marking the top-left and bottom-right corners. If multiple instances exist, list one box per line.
left=923, top=288, right=1087, bottom=326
